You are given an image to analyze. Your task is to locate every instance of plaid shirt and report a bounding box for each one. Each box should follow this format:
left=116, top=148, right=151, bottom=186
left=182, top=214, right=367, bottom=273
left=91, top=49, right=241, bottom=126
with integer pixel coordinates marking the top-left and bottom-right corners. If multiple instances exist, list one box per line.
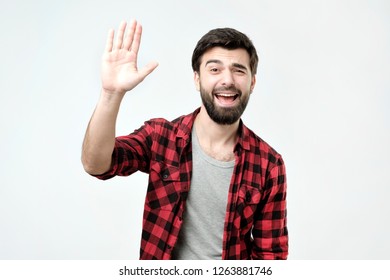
left=94, top=108, right=288, bottom=260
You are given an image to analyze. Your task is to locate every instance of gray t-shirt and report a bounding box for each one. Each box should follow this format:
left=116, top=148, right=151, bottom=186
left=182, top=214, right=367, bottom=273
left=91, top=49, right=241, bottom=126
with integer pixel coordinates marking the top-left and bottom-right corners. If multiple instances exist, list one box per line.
left=172, top=127, right=235, bottom=259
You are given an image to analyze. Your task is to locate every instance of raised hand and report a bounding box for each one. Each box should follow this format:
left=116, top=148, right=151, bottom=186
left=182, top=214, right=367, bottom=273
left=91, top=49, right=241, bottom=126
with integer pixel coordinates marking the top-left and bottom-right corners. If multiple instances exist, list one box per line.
left=101, top=20, right=158, bottom=95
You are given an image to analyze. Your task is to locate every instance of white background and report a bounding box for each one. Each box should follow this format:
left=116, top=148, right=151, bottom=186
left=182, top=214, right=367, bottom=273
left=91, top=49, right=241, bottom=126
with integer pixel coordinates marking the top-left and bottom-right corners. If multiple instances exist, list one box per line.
left=0, top=0, right=389, bottom=260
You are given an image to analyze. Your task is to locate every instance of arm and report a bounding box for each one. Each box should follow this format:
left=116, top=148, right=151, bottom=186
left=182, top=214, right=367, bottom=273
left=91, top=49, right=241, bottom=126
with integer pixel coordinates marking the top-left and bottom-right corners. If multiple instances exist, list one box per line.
left=81, top=20, right=158, bottom=175
left=252, top=157, right=288, bottom=260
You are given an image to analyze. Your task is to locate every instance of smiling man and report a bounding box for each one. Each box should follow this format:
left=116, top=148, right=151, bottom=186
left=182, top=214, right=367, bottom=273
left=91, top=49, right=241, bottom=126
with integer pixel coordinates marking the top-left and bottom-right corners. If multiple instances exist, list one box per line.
left=82, top=20, right=288, bottom=260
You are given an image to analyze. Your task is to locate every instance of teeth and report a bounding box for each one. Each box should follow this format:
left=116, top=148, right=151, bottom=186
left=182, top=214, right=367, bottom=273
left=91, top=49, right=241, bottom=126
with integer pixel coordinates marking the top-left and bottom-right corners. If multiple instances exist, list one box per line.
left=216, top=93, right=236, bottom=97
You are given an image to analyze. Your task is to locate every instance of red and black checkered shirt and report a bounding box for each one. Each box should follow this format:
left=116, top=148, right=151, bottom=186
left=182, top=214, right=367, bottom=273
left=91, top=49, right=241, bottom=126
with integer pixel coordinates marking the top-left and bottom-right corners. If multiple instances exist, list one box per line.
left=94, top=108, right=288, bottom=260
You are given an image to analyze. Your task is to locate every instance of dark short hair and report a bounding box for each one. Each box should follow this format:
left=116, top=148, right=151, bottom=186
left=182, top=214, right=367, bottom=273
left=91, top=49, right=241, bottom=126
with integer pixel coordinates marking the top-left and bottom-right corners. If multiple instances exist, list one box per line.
left=192, top=27, right=259, bottom=75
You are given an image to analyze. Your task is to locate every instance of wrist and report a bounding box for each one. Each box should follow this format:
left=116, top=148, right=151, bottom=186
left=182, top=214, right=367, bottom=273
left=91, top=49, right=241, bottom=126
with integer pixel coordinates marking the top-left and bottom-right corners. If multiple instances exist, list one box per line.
left=101, top=87, right=127, bottom=96
left=99, top=88, right=126, bottom=107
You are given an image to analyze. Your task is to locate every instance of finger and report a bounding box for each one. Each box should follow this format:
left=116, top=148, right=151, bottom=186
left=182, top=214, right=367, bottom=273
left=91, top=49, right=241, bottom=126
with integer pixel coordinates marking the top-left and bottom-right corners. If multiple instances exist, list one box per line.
left=114, top=21, right=127, bottom=50
left=123, top=19, right=137, bottom=50
left=105, top=28, right=114, bottom=52
left=130, top=22, right=142, bottom=54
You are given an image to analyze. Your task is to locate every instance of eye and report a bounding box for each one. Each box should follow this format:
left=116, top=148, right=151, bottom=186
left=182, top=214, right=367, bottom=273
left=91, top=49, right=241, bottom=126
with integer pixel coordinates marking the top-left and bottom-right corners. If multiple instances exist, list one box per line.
left=234, top=68, right=246, bottom=74
left=210, top=68, right=219, bottom=73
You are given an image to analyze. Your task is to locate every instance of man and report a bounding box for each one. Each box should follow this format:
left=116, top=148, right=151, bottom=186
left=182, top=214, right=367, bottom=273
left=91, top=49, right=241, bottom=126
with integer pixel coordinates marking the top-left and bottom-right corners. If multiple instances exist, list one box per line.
left=82, top=20, right=288, bottom=260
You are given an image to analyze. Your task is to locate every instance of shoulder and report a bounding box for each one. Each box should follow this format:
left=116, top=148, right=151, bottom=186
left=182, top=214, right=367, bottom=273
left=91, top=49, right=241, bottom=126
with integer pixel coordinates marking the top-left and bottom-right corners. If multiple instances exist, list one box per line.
left=242, top=124, right=284, bottom=166
left=145, top=109, right=198, bottom=136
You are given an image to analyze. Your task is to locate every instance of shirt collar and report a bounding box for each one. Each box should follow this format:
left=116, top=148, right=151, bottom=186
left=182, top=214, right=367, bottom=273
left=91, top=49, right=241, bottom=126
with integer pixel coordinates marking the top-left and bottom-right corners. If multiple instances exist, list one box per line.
left=175, top=108, right=200, bottom=141
left=235, top=120, right=251, bottom=151
left=176, top=107, right=251, bottom=151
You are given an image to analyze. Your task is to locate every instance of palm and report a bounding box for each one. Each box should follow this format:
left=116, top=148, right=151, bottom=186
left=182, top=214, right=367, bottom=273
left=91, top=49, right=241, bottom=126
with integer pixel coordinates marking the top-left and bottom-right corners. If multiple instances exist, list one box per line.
left=102, top=49, right=140, bottom=93
left=101, top=21, right=158, bottom=95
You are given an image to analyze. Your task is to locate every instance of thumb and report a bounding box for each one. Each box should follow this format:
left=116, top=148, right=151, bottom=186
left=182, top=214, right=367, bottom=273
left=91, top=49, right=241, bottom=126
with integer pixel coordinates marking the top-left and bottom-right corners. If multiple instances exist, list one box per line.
left=139, top=61, right=159, bottom=79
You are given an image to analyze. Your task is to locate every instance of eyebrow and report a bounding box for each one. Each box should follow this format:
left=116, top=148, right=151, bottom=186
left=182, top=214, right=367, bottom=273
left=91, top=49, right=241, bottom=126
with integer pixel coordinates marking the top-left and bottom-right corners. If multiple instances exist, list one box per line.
left=205, top=59, right=248, bottom=71
left=205, top=59, right=223, bottom=67
left=232, top=63, right=248, bottom=71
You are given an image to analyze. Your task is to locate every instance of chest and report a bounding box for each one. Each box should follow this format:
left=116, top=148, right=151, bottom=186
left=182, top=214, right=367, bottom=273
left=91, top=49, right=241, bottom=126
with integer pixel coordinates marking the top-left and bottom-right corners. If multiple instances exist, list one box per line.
left=199, top=145, right=235, bottom=162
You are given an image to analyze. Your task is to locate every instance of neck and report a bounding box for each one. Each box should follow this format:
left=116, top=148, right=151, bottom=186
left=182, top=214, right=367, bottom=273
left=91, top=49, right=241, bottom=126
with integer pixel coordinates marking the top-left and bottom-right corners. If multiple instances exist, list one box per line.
left=194, top=106, right=240, bottom=148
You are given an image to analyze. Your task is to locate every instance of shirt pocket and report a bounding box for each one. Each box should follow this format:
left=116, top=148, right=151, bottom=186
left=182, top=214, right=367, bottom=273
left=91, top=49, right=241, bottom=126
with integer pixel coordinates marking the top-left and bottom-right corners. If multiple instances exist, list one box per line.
left=236, top=184, right=262, bottom=230
left=146, top=161, right=181, bottom=211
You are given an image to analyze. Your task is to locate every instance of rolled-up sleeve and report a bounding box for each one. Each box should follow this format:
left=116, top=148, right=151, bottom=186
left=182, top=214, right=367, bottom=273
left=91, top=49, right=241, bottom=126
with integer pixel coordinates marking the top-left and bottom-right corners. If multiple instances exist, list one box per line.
left=93, top=121, right=154, bottom=180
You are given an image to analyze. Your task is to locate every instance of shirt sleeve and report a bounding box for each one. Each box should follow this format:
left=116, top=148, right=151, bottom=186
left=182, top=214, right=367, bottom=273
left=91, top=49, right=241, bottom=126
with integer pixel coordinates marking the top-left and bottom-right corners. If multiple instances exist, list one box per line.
left=251, top=156, right=288, bottom=260
left=93, top=121, right=154, bottom=180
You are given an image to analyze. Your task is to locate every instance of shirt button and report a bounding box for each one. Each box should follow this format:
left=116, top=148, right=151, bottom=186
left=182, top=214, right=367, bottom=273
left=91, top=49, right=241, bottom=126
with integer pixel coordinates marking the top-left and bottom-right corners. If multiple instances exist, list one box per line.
left=163, top=174, right=168, bottom=179
left=167, top=245, right=172, bottom=250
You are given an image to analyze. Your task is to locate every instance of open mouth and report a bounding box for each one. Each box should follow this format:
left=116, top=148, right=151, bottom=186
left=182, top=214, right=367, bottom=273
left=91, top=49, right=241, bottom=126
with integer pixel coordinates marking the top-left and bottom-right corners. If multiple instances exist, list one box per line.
left=214, top=92, right=240, bottom=106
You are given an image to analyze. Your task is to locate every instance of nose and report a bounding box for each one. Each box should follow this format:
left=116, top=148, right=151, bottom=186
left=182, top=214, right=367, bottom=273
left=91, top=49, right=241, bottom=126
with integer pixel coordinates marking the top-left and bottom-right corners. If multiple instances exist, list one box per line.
left=221, top=70, right=235, bottom=87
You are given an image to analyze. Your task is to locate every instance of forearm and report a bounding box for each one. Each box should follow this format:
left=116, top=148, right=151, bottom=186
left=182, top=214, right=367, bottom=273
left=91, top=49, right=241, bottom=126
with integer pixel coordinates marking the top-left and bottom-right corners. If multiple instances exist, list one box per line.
left=82, top=20, right=157, bottom=175
left=81, top=89, right=125, bottom=175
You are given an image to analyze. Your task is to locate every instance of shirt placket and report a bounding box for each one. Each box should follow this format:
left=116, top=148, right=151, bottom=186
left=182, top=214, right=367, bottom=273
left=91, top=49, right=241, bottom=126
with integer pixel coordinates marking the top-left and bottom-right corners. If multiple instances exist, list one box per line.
left=222, top=148, right=245, bottom=259
left=164, top=135, right=192, bottom=259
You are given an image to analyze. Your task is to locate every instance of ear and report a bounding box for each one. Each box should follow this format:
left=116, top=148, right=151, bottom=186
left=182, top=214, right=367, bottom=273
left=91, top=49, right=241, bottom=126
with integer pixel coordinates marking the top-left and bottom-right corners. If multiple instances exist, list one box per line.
left=194, top=71, right=200, bottom=91
left=250, top=75, right=256, bottom=94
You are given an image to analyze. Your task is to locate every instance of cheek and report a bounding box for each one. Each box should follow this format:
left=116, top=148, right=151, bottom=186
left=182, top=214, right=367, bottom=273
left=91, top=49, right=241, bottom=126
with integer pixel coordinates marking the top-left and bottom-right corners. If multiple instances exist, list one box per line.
left=234, top=80, right=251, bottom=92
left=199, top=76, right=218, bottom=91
left=242, top=78, right=255, bottom=90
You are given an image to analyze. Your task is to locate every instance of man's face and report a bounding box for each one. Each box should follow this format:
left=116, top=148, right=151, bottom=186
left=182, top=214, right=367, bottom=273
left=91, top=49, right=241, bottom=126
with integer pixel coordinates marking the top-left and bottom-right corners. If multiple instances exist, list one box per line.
left=194, top=47, right=256, bottom=125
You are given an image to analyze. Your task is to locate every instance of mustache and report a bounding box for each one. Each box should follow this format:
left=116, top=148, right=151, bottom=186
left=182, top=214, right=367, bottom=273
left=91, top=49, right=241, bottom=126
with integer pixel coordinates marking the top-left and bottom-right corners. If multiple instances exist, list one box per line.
left=212, top=85, right=241, bottom=95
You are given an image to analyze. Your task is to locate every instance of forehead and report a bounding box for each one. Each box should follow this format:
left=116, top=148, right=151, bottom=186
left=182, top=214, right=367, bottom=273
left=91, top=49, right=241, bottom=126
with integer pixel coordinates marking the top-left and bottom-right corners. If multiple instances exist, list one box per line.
left=200, top=47, right=250, bottom=67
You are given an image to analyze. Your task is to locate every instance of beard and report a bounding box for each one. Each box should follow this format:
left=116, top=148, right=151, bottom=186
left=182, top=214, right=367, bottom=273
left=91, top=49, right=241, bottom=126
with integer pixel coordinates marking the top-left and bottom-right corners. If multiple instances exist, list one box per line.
left=200, top=84, right=250, bottom=125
